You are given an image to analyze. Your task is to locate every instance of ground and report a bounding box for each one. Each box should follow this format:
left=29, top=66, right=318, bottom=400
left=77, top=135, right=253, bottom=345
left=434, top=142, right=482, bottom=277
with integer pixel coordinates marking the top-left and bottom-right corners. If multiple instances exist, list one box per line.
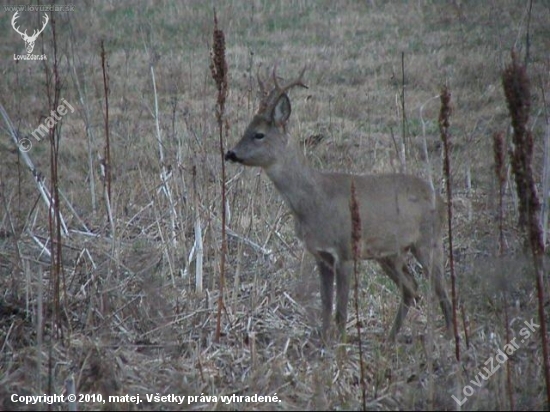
left=0, top=1, right=549, bottom=410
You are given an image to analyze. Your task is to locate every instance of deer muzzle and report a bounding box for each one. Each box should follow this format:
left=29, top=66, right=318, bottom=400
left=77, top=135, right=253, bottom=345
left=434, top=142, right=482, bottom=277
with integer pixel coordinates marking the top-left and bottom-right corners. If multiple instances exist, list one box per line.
left=224, top=150, right=242, bottom=163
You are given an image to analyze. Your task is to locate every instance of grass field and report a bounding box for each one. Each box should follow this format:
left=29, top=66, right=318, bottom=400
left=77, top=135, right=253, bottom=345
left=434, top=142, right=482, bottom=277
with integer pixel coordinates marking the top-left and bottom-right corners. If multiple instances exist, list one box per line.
left=1, top=0, right=549, bottom=410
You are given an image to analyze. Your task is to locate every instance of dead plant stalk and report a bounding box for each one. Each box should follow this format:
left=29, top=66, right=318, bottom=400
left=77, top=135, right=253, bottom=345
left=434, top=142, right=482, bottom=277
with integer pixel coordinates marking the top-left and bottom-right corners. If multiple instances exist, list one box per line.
left=502, top=50, right=550, bottom=407
left=210, top=10, right=228, bottom=342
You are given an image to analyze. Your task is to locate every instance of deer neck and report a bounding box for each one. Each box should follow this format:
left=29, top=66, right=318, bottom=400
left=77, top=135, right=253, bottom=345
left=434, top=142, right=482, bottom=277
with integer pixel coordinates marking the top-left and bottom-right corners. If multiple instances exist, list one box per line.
left=264, top=141, right=321, bottom=219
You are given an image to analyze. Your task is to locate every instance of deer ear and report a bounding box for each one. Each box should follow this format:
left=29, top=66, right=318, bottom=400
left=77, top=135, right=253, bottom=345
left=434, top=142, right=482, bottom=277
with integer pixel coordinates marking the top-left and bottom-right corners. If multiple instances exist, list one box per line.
left=273, top=94, right=291, bottom=125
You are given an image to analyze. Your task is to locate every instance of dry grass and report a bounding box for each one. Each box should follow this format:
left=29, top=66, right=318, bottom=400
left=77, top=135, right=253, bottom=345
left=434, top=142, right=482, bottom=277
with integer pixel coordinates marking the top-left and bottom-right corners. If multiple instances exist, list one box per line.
left=1, top=1, right=549, bottom=410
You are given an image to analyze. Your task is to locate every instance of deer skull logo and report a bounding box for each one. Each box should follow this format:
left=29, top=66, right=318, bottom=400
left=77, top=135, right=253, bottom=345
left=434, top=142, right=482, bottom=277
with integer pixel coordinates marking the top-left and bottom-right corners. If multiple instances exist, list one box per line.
left=12, top=11, right=49, bottom=54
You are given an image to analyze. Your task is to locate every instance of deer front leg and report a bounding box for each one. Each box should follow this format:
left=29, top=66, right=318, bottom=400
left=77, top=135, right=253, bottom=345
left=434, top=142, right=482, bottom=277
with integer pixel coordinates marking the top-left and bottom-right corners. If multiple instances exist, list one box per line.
left=335, top=261, right=352, bottom=340
left=317, top=257, right=335, bottom=341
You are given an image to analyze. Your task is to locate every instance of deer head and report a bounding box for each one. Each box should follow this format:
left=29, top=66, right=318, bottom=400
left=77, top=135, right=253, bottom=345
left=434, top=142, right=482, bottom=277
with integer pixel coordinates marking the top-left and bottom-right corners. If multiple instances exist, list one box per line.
left=225, top=65, right=308, bottom=167
left=12, top=11, right=49, bottom=54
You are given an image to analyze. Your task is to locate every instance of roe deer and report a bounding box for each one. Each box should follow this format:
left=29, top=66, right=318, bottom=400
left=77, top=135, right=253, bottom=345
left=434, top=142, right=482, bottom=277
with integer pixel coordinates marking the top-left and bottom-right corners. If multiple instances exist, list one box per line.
left=225, top=66, right=452, bottom=342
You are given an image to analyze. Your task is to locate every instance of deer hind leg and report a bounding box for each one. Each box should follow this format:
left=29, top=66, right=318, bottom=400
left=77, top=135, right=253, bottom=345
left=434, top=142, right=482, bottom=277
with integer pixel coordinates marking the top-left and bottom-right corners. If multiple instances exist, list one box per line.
left=316, top=252, right=335, bottom=341
left=411, top=240, right=453, bottom=336
left=378, top=256, right=419, bottom=341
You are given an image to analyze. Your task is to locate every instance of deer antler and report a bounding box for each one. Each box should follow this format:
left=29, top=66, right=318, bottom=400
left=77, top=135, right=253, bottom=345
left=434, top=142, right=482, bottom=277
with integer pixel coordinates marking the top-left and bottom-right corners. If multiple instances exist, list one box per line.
left=256, top=66, right=268, bottom=102
left=12, top=12, right=48, bottom=40
left=257, top=65, right=308, bottom=114
left=33, top=13, right=49, bottom=39
left=11, top=11, right=27, bottom=37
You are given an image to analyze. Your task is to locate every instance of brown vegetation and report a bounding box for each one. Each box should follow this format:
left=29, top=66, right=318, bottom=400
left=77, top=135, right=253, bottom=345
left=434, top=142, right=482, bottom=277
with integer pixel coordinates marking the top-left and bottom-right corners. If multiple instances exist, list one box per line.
left=1, top=1, right=549, bottom=410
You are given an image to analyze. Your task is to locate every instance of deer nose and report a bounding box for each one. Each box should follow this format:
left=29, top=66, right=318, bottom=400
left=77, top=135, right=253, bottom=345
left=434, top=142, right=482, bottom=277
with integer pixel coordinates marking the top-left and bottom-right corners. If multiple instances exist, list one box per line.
left=225, top=150, right=238, bottom=162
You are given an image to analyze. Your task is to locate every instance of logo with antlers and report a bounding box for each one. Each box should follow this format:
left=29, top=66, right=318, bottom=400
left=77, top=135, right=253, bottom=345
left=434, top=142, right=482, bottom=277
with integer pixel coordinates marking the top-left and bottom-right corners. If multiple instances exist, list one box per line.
left=12, top=11, right=49, bottom=54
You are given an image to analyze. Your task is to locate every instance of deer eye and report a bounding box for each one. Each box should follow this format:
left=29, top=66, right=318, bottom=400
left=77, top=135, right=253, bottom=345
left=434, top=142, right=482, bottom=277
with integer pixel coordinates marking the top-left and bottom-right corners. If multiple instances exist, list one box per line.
left=253, top=132, right=265, bottom=140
